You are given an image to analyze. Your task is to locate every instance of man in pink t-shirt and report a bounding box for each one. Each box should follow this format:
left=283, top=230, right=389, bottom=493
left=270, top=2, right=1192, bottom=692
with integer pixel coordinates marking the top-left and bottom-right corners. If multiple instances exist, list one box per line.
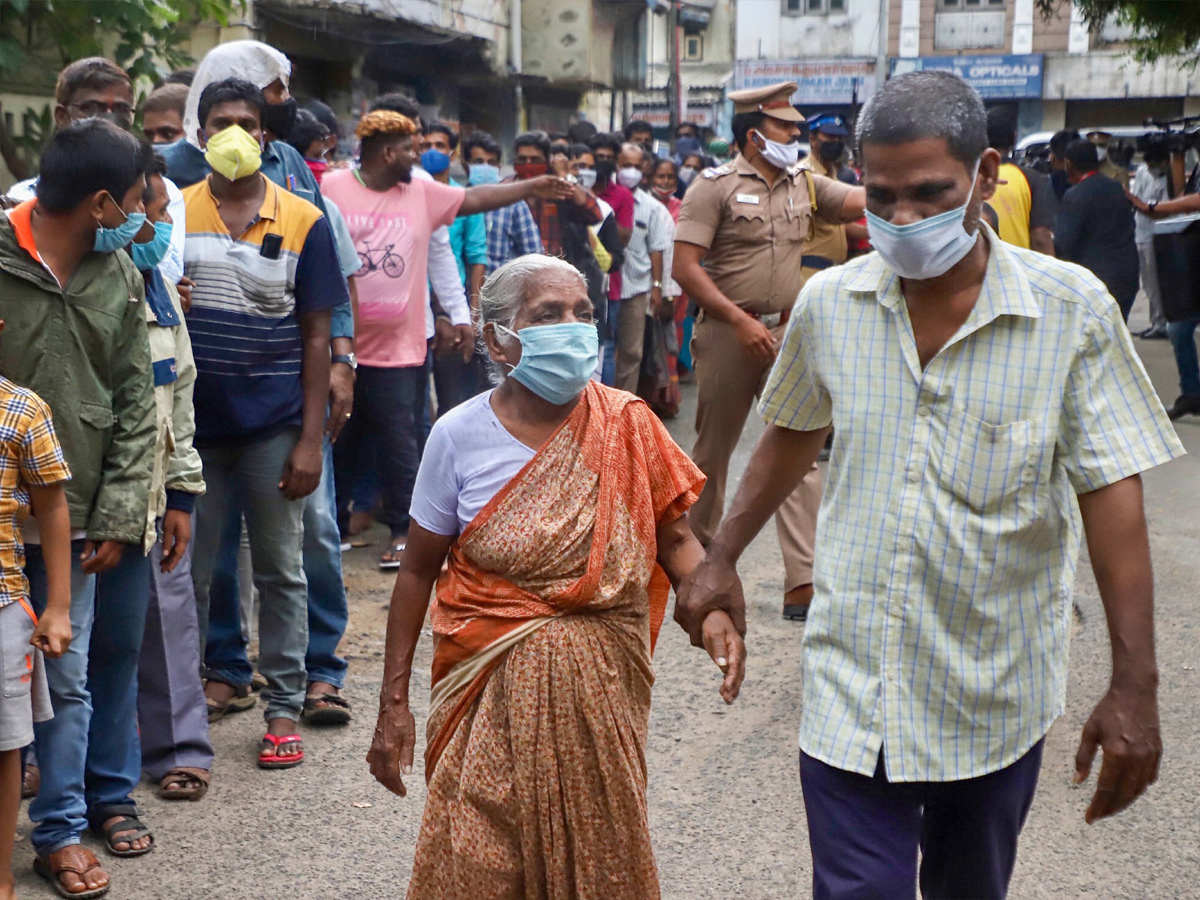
left=323, top=110, right=574, bottom=567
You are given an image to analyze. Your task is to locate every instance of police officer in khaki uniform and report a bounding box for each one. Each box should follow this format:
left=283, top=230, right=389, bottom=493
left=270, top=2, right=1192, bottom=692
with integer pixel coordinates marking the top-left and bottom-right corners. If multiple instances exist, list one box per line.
left=674, top=82, right=865, bottom=620
left=800, top=112, right=869, bottom=283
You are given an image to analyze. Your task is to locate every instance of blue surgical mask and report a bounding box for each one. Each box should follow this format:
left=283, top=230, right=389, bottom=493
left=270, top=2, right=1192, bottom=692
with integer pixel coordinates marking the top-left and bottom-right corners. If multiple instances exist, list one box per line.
left=130, top=220, right=174, bottom=272
left=420, top=148, right=451, bottom=176
left=468, top=163, right=500, bottom=186
left=496, top=322, right=598, bottom=405
left=865, top=160, right=981, bottom=281
left=94, top=194, right=147, bottom=254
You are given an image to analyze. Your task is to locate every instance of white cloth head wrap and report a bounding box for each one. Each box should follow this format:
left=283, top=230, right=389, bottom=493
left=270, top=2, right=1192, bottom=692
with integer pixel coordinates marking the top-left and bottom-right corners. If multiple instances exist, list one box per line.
left=184, top=40, right=291, bottom=148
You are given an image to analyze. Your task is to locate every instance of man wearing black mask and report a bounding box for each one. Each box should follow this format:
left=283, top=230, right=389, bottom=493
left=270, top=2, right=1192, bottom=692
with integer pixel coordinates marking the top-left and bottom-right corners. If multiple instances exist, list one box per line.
left=799, top=113, right=867, bottom=284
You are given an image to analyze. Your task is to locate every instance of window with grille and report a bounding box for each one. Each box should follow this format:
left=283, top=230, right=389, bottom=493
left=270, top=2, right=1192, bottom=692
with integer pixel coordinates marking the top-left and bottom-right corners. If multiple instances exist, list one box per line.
left=783, top=0, right=847, bottom=16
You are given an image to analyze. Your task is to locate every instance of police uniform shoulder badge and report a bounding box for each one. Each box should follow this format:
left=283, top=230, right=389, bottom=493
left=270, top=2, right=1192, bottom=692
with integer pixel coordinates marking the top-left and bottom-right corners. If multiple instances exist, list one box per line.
left=704, top=162, right=736, bottom=179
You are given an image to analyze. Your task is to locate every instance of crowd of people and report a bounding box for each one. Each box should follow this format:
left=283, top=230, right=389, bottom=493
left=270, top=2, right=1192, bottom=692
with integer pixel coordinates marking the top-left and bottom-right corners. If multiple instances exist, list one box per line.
left=0, top=33, right=1191, bottom=900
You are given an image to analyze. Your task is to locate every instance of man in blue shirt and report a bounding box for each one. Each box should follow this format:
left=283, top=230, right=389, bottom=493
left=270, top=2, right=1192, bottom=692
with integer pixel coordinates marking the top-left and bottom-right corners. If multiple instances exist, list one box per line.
left=461, top=131, right=544, bottom=273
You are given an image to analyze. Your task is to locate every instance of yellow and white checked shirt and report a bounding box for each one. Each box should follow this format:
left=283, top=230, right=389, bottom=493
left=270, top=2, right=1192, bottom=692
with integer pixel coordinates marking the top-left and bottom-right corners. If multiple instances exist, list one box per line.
left=759, top=227, right=1184, bottom=782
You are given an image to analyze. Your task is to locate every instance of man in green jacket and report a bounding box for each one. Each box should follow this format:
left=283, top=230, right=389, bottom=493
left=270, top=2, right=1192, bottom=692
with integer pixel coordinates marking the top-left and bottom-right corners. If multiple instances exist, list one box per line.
left=0, top=119, right=155, bottom=898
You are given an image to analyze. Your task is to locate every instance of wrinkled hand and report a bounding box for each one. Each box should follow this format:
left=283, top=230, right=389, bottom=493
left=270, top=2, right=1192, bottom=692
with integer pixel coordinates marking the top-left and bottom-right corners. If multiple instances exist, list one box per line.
left=675, top=553, right=747, bottom=648
left=160, top=508, right=191, bottom=573
left=175, top=276, right=196, bottom=313
left=528, top=174, right=575, bottom=201
left=80, top=540, right=124, bottom=575
left=279, top=438, right=323, bottom=500
left=1074, top=677, right=1162, bottom=824
left=328, top=363, right=355, bottom=442
left=30, top=608, right=71, bottom=658
left=367, top=701, right=417, bottom=797
left=701, top=610, right=746, bottom=704
left=733, top=313, right=776, bottom=366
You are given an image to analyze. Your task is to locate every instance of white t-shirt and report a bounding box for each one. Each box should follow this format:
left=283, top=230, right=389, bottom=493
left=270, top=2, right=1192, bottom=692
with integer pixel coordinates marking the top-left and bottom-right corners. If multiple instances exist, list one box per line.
left=409, top=390, right=536, bottom=536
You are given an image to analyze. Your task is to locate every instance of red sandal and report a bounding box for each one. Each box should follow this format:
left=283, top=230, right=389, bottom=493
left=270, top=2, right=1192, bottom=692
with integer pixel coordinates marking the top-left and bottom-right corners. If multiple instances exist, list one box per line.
left=258, top=733, right=304, bottom=769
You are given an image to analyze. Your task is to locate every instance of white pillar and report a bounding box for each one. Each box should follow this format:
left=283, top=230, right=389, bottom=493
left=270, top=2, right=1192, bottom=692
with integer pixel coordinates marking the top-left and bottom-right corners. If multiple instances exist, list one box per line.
left=1012, top=0, right=1034, bottom=55
left=1067, top=2, right=1090, bottom=55
left=899, top=0, right=920, bottom=59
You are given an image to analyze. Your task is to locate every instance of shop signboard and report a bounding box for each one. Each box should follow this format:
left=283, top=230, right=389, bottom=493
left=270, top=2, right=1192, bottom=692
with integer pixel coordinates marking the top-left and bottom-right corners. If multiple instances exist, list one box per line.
left=890, top=54, right=1044, bottom=100
left=733, top=59, right=876, bottom=106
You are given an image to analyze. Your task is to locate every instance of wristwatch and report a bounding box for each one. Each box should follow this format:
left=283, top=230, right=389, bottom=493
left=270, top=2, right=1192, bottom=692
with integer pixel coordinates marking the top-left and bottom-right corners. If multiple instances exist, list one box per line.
left=652, top=280, right=663, bottom=289
left=1148, top=201, right=1158, bottom=214
left=565, top=174, right=579, bottom=185
left=332, top=352, right=357, bottom=370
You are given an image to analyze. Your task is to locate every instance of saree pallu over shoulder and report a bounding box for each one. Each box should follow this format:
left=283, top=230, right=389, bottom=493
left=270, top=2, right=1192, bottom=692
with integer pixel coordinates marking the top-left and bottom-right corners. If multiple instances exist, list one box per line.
left=425, top=382, right=704, bottom=776
left=407, top=383, right=703, bottom=900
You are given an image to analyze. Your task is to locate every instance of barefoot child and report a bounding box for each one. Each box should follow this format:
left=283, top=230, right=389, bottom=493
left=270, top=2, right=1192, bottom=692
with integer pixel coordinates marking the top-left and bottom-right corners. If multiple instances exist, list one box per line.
left=0, top=366, right=73, bottom=900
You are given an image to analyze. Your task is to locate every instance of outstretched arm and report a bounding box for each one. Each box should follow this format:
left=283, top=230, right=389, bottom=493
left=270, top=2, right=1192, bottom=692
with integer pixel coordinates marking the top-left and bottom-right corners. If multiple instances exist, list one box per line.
left=458, top=176, right=574, bottom=217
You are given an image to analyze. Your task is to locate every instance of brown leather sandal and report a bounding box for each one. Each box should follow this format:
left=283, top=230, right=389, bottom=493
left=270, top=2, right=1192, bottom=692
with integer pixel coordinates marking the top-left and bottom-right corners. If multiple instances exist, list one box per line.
left=159, top=767, right=210, bottom=801
left=33, top=845, right=110, bottom=899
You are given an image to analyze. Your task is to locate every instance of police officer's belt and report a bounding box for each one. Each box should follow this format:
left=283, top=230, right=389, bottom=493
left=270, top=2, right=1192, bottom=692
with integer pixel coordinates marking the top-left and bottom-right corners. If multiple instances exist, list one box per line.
left=801, top=255, right=834, bottom=270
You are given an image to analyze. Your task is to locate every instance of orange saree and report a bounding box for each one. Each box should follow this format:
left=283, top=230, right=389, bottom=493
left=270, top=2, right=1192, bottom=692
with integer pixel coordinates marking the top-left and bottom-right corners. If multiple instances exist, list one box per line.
left=406, top=382, right=704, bottom=900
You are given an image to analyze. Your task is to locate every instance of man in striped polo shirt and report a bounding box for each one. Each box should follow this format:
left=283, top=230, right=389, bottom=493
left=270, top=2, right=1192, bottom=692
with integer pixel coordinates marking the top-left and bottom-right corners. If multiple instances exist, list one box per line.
left=182, top=78, right=348, bottom=771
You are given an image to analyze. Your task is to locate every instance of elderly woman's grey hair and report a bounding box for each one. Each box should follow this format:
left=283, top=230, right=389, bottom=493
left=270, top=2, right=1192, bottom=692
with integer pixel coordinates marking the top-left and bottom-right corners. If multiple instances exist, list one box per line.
left=473, top=254, right=588, bottom=383
left=856, top=70, right=987, bottom=167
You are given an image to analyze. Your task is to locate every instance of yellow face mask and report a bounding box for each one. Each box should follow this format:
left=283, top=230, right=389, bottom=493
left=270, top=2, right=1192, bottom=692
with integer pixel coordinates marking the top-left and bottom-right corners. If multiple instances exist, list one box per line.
left=204, top=124, right=263, bottom=181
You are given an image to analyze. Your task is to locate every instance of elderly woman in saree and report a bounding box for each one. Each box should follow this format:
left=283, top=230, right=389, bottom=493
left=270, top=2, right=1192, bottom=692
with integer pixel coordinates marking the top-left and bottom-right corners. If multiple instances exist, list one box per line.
left=367, top=254, right=746, bottom=899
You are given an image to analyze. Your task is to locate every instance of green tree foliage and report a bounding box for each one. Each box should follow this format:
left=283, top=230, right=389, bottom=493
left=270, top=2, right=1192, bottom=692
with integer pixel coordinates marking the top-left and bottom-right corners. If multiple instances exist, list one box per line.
left=1037, top=0, right=1200, bottom=63
left=0, top=0, right=242, bottom=84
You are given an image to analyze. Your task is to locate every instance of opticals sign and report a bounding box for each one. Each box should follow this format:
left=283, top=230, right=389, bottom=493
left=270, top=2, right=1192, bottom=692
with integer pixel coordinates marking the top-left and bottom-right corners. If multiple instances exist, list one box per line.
left=890, top=54, right=1044, bottom=100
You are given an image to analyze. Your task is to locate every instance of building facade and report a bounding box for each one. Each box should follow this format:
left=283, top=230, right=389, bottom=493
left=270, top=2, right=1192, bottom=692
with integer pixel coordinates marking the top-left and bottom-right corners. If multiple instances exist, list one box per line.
left=733, top=0, right=1200, bottom=141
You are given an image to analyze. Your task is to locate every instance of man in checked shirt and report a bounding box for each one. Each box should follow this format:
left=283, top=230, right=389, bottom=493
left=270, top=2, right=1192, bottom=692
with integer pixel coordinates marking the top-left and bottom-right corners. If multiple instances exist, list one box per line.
left=677, top=71, right=1184, bottom=900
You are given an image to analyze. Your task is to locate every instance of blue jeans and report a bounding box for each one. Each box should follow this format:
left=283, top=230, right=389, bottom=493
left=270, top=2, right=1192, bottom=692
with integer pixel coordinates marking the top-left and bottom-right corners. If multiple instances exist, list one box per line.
left=205, top=439, right=348, bottom=689
left=25, top=541, right=98, bottom=855
left=1168, top=316, right=1200, bottom=397
left=800, top=741, right=1043, bottom=900
left=85, top=544, right=152, bottom=824
left=192, top=428, right=309, bottom=721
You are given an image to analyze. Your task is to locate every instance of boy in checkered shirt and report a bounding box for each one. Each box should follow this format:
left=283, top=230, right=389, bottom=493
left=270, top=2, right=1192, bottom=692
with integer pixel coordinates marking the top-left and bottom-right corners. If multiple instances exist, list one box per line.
left=0, top=364, right=72, bottom=900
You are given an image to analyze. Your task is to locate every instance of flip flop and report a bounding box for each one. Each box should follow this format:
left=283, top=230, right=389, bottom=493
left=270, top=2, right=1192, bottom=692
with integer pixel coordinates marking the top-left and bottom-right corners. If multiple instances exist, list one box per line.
left=206, top=681, right=256, bottom=722
left=302, top=689, right=352, bottom=726
left=379, top=539, right=406, bottom=570
left=258, top=733, right=304, bottom=769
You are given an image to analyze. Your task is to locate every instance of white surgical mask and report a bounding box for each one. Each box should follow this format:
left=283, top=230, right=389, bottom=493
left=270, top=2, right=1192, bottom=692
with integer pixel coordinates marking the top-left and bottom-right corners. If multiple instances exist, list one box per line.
left=617, top=166, right=643, bottom=190
left=753, top=130, right=800, bottom=170
left=678, top=166, right=698, bottom=185
left=865, top=161, right=982, bottom=281
left=577, top=168, right=597, bottom=190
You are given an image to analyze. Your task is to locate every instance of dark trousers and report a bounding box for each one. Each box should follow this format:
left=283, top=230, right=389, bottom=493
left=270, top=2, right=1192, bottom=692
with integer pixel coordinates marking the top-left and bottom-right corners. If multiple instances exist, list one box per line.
left=334, top=363, right=425, bottom=539
left=800, top=740, right=1044, bottom=900
left=432, top=350, right=488, bottom=415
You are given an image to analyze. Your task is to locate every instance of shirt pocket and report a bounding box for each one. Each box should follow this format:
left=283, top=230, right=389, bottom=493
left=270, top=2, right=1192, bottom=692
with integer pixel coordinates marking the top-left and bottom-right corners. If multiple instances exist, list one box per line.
left=940, top=406, right=1038, bottom=513
left=787, top=201, right=812, bottom=242
left=79, top=401, right=115, bottom=433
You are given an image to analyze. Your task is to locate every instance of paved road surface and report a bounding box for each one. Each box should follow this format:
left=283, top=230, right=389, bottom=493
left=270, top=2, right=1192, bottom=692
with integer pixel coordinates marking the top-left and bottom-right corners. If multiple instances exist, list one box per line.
left=13, top=299, right=1200, bottom=899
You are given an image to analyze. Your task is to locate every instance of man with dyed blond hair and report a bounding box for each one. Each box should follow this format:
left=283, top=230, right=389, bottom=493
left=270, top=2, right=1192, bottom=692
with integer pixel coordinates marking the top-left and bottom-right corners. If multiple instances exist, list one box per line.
left=323, top=110, right=575, bottom=568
